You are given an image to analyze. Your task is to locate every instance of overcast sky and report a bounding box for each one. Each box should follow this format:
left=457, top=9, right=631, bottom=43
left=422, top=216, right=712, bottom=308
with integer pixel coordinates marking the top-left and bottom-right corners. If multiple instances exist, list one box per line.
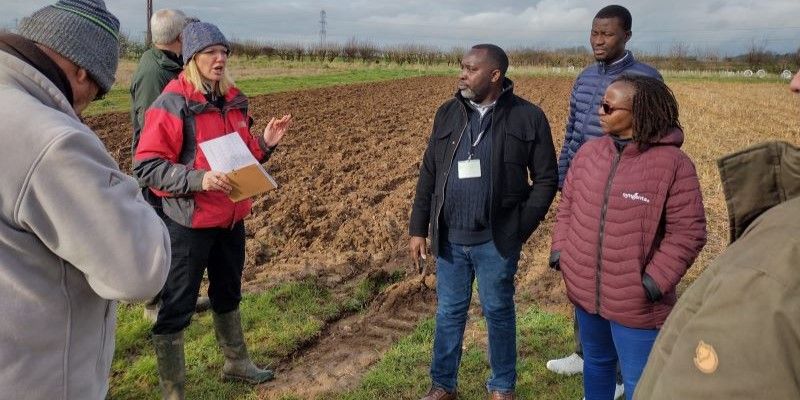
left=5, top=1, right=800, bottom=56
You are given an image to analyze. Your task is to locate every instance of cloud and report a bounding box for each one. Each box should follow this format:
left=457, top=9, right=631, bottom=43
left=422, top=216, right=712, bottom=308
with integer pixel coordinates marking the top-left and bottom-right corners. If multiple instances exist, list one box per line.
left=4, top=0, right=799, bottom=54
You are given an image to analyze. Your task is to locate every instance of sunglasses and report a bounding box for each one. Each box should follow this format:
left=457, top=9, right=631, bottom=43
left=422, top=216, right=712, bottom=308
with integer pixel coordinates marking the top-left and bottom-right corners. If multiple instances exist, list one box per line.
left=600, top=101, right=631, bottom=114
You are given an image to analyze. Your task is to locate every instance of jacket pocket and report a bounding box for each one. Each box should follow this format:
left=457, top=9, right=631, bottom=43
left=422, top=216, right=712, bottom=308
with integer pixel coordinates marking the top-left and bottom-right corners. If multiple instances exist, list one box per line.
left=500, top=193, right=524, bottom=208
left=504, top=130, right=534, bottom=165
left=433, top=128, right=455, bottom=167
left=503, top=130, right=534, bottom=198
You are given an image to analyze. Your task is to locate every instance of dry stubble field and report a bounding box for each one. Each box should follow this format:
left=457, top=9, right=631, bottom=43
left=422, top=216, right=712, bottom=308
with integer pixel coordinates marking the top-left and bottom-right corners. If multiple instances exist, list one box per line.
left=87, top=75, right=800, bottom=398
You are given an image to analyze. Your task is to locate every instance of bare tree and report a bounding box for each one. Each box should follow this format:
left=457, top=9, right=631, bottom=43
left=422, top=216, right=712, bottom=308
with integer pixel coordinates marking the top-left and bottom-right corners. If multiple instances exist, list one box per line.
left=746, top=38, right=769, bottom=68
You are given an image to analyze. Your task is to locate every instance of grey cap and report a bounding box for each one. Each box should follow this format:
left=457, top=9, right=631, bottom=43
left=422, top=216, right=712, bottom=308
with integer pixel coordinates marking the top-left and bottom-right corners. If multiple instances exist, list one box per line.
left=182, top=21, right=230, bottom=65
left=18, top=0, right=120, bottom=95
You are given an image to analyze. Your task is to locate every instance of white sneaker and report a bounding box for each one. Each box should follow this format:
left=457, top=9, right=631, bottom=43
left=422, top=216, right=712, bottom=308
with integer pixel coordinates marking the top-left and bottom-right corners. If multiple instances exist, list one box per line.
left=614, top=383, right=624, bottom=399
left=580, top=384, right=624, bottom=400
left=546, top=352, right=583, bottom=375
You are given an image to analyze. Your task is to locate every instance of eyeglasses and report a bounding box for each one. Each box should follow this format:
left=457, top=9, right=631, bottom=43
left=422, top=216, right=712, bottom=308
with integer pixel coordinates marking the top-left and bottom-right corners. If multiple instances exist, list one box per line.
left=600, top=101, right=631, bottom=114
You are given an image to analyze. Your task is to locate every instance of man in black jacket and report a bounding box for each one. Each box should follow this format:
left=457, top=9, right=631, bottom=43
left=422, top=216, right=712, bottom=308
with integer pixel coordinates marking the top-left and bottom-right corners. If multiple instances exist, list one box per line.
left=409, top=44, right=557, bottom=400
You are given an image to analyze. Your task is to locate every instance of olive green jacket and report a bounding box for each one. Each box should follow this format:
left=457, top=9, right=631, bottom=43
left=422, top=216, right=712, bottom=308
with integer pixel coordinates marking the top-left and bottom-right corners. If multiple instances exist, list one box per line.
left=635, top=141, right=800, bottom=399
left=130, top=47, right=182, bottom=155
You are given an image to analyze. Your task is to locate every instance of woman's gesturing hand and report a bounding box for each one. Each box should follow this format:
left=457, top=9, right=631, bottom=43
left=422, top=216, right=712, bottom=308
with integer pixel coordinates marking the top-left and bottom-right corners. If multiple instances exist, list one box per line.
left=262, top=114, right=293, bottom=148
left=202, top=170, right=233, bottom=194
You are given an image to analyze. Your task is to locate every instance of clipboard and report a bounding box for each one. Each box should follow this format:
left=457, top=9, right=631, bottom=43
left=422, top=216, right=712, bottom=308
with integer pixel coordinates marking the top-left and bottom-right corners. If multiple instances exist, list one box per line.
left=198, top=132, right=279, bottom=202
left=226, top=164, right=278, bottom=202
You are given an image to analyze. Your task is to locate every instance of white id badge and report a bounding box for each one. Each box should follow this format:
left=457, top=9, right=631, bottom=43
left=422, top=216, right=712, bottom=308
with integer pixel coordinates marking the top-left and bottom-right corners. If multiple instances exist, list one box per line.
left=457, top=159, right=481, bottom=179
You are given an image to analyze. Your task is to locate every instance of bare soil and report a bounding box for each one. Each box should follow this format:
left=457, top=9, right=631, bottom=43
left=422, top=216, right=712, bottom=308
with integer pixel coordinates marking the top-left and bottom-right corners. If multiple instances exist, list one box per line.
left=86, top=75, right=574, bottom=398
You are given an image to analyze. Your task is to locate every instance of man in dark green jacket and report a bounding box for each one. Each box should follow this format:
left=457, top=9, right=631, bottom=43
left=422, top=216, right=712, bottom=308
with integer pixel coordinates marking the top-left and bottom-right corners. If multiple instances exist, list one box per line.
left=635, top=138, right=800, bottom=399
left=130, top=9, right=209, bottom=322
left=130, top=9, right=188, bottom=156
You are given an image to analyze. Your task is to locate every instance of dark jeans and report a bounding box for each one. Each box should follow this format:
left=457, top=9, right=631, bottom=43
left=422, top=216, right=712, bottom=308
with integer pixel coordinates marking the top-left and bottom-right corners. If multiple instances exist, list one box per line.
left=152, top=219, right=246, bottom=335
left=431, top=240, right=519, bottom=393
left=576, top=307, right=659, bottom=400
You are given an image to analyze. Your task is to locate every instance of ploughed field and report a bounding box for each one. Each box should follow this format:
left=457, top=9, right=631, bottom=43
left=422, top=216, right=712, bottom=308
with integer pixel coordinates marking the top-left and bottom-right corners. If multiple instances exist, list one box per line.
left=87, top=75, right=799, bottom=398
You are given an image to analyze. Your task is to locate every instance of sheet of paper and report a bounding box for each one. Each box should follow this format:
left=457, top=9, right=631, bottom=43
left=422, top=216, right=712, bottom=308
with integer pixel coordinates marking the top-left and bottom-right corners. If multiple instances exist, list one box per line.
left=198, top=132, right=258, bottom=173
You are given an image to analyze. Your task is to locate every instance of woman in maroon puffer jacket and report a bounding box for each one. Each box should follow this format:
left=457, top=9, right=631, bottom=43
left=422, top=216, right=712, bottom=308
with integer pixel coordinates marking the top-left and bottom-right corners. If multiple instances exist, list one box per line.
left=550, top=75, right=706, bottom=400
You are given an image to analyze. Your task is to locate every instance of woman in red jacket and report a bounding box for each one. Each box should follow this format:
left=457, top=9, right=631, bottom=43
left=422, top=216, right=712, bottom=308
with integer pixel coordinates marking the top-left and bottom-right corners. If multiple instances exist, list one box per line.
left=550, top=75, right=706, bottom=400
left=134, top=22, right=292, bottom=398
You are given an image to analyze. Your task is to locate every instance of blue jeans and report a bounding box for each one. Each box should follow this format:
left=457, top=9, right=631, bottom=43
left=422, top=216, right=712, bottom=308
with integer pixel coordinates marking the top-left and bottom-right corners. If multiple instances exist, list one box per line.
left=431, top=240, right=519, bottom=393
left=576, top=307, right=659, bottom=400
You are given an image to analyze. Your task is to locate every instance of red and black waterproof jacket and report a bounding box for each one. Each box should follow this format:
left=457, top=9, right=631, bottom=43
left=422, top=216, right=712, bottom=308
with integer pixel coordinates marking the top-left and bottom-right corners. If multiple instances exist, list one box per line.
left=552, top=129, right=707, bottom=329
left=134, top=73, right=272, bottom=228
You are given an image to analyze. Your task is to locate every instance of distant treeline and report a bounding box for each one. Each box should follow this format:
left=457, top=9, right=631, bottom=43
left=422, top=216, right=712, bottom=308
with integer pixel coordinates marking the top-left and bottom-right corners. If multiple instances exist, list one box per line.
left=118, top=34, right=800, bottom=73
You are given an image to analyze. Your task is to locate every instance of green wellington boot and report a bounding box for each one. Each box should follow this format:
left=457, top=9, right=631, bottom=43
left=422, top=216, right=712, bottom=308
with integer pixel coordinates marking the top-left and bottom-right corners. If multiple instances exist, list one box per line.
left=152, top=332, right=186, bottom=400
left=212, top=309, right=275, bottom=384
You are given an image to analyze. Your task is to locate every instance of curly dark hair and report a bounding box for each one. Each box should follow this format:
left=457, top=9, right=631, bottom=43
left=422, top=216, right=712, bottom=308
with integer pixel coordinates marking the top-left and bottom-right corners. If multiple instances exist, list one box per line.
left=612, top=74, right=681, bottom=148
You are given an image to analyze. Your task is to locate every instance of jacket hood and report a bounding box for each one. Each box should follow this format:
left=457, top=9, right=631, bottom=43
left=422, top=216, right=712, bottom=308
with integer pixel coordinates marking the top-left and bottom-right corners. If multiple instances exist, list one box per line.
left=654, top=127, right=684, bottom=147
left=616, top=127, right=684, bottom=157
left=717, top=141, right=800, bottom=242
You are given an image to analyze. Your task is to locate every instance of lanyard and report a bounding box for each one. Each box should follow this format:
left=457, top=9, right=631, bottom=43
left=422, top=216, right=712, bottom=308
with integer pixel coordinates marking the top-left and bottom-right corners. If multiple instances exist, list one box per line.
left=468, top=112, right=490, bottom=159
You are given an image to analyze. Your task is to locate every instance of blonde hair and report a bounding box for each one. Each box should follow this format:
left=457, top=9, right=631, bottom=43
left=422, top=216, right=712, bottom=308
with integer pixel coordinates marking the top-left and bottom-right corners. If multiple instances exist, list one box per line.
left=183, top=57, right=235, bottom=97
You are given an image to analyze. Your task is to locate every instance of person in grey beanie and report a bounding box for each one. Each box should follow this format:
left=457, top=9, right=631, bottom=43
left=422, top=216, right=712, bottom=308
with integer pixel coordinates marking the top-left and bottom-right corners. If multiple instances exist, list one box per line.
left=0, top=0, right=170, bottom=399
left=134, top=21, right=292, bottom=399
left=129, top=9, right=212, bottom=324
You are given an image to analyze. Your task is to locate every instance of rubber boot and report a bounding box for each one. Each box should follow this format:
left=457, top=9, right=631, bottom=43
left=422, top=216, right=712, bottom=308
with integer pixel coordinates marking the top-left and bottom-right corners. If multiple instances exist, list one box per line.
left=212, top=309, right=274, bottom=384
left=152, top=332, right=185, bottom=400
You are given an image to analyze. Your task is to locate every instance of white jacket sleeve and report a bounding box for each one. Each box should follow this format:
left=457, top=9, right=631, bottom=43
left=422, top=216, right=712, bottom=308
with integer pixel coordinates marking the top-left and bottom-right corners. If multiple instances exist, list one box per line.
left=16, top=129, right=170, bottom=301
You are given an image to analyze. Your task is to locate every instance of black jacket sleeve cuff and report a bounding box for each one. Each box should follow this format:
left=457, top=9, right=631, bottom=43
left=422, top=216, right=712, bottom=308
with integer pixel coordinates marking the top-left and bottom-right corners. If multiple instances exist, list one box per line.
left=256, top=134, right=277, bottom=163
left=642, top=273, right=663, bottom=302
left=549, top=251, right=560, bottom=271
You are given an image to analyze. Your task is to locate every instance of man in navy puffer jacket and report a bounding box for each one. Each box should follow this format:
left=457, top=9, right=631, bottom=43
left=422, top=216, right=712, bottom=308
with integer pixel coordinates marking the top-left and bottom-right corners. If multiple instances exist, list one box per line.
left=548, top=5, right=661, bottom=399
left=557, top=5, right=661, bottom=188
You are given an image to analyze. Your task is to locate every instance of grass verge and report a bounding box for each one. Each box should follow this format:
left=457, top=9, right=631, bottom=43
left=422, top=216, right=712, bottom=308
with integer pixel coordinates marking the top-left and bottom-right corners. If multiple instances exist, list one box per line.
left=87, top=66, right=452, bottom=116
left=111, top=280, right=581, bottom=399
left=325, top=305, right=583, bottom=400
left=112, top=280, right=342, bottom=400
left=110, top=271, right=404, bottom=400
left=89, top=57, right=788, bottom=117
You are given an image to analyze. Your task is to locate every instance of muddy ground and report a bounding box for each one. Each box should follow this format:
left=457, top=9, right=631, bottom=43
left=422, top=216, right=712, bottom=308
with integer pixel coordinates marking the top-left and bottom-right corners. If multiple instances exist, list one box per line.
left=87, top=76, right=574, bottom=398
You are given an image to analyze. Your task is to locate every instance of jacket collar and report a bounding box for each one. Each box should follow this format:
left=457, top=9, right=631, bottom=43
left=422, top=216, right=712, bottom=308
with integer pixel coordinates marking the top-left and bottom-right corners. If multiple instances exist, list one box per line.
left=717, top=141, right=800, bottom=242
left=0, top=45, right=76, bottom=119
left=176, top=72, right=247, bottom=115
left=608, top=127, right=684, bottom=157
left=151, top=47, right=183, bottom=71
left=0, top=33, right=73, bottom=106
left=598, top=50, right=636, bottom=75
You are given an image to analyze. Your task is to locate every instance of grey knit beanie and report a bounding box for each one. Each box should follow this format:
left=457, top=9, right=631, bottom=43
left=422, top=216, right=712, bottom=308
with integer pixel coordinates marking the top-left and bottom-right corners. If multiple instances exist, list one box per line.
left=182, top=22, right=230, bottom=65
left=18, top=0, right=120, bottom=95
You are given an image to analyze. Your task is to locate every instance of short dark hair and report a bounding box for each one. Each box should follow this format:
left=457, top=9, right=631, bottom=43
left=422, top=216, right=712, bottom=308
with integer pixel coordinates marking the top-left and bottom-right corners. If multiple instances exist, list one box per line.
left=613, top=75, right=681, bottom=147
left=471, top=43, right=509, bottom=75
left=595, top=5, right=632, bottom=31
